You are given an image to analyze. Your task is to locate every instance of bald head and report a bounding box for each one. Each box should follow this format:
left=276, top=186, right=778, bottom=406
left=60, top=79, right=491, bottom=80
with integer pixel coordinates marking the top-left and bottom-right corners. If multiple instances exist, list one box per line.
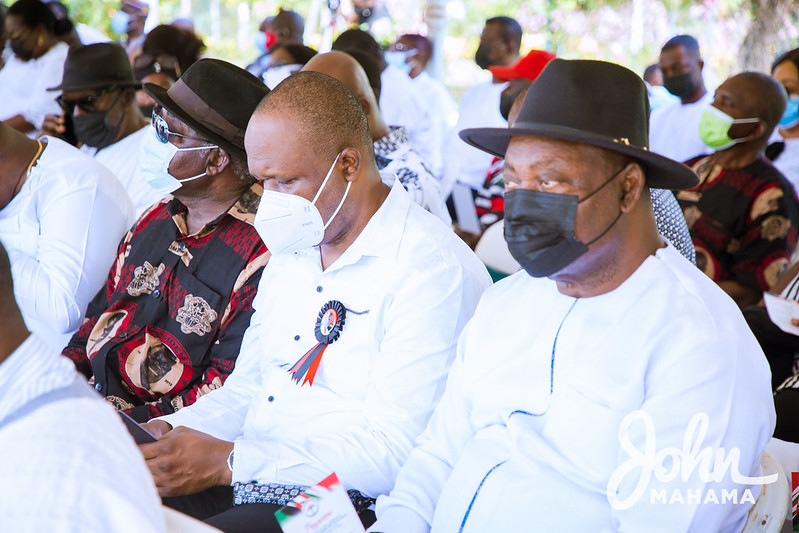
left=303, top=51, right=371, bottom=100
left=302, top=51, right=385, bottom=142
left=730, top=72, right=787, bottom=137
left=250, top=70, right=373, bottom=163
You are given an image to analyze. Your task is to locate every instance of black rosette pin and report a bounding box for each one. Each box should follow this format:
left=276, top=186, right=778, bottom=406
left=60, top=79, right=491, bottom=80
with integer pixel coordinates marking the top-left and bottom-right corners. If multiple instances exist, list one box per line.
left=288, top=301, right=347, bottom=386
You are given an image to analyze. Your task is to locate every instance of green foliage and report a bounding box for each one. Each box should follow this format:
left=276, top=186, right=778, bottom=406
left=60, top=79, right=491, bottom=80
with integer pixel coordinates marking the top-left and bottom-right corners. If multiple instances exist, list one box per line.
left=62, top=0, right=118, bottom=37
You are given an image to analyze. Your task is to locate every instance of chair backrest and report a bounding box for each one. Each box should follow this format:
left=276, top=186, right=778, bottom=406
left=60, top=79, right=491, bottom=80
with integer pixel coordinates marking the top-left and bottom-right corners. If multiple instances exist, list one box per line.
left=741, top=451, right=790, bottom=533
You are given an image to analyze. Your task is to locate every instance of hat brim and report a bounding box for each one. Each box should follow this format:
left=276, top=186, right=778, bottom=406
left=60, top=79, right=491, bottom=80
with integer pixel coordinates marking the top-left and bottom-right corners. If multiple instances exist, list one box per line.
left=488, top=65, right=521, bottom=81
left=459, top=124, right=699, bottom=190
left=48, top=79, right=142, bottom=92
left=144, top=82, right=246, bottom=162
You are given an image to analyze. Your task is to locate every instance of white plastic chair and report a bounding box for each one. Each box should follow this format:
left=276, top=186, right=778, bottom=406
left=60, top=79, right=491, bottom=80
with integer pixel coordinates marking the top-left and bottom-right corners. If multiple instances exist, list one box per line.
left=741, top=451, right=790, bottom=533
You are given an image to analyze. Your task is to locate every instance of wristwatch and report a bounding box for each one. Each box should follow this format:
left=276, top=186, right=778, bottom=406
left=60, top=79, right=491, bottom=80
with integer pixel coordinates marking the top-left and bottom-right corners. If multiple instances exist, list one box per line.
left=227, top=449, right=235, bottom=472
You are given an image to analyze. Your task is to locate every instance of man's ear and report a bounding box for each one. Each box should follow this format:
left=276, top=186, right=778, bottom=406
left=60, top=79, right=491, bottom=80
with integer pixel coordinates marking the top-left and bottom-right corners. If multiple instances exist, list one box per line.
left=620, top=162, right=645, bottom=213
left=120, top=88, right=136, bottom=109
left=340, top=147, right=361, bottom=182
left=205, top=147, right=230, bottom=176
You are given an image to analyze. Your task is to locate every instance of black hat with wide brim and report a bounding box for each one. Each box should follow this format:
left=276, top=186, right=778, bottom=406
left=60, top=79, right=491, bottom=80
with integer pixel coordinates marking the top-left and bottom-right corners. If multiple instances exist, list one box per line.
left=48, top=43, right=141, bottom=92
left=460, top=58, right=699, bottom=190
left=144, top=58, right=270, bottom=162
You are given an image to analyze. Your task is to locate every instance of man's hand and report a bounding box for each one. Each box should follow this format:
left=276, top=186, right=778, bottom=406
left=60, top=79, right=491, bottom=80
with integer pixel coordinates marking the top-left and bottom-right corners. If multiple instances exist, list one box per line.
left=139, top=426, right=234, bottom=498
left=39, top=113, right=67, bottom=138
left=140, top=420, right=173, bottom=439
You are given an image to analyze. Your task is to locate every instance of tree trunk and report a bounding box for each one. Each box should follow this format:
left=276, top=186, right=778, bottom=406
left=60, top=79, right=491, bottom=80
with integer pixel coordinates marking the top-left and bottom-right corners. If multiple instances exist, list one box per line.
left=738, top=0, right=794, bottom=73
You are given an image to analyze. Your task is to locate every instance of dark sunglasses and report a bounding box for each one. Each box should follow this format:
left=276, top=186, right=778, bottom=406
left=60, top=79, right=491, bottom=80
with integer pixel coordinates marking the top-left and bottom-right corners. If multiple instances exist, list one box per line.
left=56, top=86, right=118, bottom=114
left=151, top=105, right=213, bottom=145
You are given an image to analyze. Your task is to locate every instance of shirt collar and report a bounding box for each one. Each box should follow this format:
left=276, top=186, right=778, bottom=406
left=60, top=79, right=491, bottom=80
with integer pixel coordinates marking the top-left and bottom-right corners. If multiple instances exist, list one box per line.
left=313, top=175, right=410, bottom=273
left=373, top=126, right=408, bottom=158
left=167, top=180, right=263, bottom=237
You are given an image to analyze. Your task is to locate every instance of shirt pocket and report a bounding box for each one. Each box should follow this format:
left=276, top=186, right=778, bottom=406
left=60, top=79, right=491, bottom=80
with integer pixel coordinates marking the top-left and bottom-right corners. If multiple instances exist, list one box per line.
left=166, top=271, right=224, bottom=368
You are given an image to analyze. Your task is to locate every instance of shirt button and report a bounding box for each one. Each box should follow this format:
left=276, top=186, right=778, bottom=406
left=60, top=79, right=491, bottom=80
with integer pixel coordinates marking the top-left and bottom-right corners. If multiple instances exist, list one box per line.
left=294, top=335, right=300, bottom=341
left=316, top=286, right=323, bottom=293
left=94, top=382, right=102, bottom=392
left=152, top=289, right=161, bottom=298
left=267, top=396, right=274, bottom=402
left=119, top=331, right=128, bottom=338
left=178, top=242, right=186, bottom=251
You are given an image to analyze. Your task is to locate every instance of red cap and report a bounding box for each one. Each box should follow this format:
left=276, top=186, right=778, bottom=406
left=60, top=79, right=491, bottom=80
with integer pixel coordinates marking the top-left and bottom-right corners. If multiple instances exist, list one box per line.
left=489, top=49, right=557, bottom=82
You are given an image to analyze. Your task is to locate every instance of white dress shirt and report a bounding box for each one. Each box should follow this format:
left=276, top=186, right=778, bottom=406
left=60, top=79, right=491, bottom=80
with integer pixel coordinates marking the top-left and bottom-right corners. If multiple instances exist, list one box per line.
left=0, top=42, right=68, bottom=129
left=442, top=81, right=509, bottom=194
left=0, top=137, right=134, bottom=351
left=410, top=72, right=458, bottom=177
left=649, top=91, right=714, bottom=163
left=772, top=136, right=799, bottom=193
left=160, top=179, right=491, bottom=498
left=372, top=244, right=775, bottom=533
left=81, top=125, right=164, bottom=217
left=379, top=64, right=439, bottom=175
left=0, top=333, right=166, bottom=531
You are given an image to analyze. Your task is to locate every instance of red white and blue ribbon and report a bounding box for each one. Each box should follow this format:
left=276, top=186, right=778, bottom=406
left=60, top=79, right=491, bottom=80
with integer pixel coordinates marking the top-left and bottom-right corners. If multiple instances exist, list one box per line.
left=288, top=300, right=346, bottom=386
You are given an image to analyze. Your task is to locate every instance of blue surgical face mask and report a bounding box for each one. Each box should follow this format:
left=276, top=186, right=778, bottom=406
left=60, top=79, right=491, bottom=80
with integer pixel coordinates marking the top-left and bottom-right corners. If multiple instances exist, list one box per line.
left=384, top=50, right=415, bottom=75
left=110, top=11, right=131, bottom=35
left=139, top=127, right=218, bottom=197
left=780, top=95, right=799, bottom=130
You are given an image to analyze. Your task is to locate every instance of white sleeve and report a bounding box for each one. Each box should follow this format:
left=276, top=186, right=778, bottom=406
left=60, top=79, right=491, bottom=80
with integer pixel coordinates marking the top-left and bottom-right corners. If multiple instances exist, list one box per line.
left=607, top=332, right=775, bottom=533
left=21, top=48, right=66, bottom=129
left=231, top=260, right=487, bottom=497
left=156, top=286, right=266, bottom=441
left=10, top=166, right=129, bottom=334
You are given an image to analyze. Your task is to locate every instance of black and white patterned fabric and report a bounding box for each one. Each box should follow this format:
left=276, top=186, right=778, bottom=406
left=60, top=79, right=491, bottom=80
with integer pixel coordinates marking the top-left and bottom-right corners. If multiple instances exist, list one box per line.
left=651, top=188, right=696, bottom=264
left=374, top=126, right=451, bottom=224
left=232, top=481, right=375, bottom=514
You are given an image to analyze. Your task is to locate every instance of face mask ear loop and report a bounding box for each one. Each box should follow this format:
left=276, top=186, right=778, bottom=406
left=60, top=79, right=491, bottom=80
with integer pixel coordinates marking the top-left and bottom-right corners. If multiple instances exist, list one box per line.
left=323, top=180, right=352, bottom=230
left=312, top=151, right=342, bottom=205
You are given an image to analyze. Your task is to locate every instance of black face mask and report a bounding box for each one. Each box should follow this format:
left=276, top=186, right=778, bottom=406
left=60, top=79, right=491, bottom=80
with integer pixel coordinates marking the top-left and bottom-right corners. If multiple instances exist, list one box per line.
left=475, top=44, right=493, bottom=70
left=503, top=166, right=626, bottom=278
left=73, top=110, right=121, bottom=149
left=10, top=39, right=33, bottom=62
left=663, top=72, right=697, bottom=99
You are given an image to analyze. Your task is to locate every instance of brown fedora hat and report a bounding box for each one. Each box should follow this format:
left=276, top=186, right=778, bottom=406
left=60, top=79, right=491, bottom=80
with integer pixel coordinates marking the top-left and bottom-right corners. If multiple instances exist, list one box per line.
left=460, top=58, right=699, bottom=190
left=144, top=58, right=269, bottom=162
left=48, top=43, right=141, bottom=92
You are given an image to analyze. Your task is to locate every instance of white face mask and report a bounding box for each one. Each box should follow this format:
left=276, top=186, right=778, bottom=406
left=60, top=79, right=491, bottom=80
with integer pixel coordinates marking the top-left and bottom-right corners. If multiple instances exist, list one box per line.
left=254, top=152, right=351, bottom=255
left=139, top=127, right=218, bottom=197
left=263, top=63, right=303, bottom=90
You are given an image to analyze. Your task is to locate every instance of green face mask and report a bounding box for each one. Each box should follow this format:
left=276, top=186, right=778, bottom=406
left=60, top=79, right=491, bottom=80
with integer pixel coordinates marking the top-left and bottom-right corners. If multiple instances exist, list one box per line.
left=698, top=105, right=759, bottom=151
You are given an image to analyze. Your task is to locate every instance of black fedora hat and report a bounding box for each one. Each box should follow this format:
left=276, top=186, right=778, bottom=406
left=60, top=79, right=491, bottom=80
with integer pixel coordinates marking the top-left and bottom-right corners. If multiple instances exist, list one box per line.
left=460, top=58, right=699, bottom=190
left=48, top=43, right=141, bottom=92
left=144, top=58, right=270, bottom=162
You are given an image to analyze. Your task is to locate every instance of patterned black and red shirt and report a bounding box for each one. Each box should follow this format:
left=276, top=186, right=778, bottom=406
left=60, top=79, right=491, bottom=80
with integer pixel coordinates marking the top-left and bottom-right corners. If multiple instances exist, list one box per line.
left=63, top=182, right=269, bottom=422
left=677, top=156, right=799, bottom=291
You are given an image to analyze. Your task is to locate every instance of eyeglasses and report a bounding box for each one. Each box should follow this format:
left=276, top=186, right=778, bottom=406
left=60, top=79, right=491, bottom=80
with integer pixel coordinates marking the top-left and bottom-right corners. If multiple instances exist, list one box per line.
left=151, top=105, right=213, bottom=145
left=56, top=86, right=118, bottom=114
left=133, top=53, right=182, bottom=79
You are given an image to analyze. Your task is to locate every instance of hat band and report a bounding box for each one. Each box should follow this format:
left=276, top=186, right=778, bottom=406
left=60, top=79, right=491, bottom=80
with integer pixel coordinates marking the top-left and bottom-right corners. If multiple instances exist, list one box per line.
left=168, top=80, right=245, bottom=148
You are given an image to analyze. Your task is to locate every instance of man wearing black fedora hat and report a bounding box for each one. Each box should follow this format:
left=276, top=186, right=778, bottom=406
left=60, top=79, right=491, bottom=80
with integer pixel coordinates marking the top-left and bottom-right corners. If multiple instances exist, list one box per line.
left=62, top=59, right=271, bottom=428
left=43, top=42, right=161, bottom=216
left=370, top=59, right=775, bottom=533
